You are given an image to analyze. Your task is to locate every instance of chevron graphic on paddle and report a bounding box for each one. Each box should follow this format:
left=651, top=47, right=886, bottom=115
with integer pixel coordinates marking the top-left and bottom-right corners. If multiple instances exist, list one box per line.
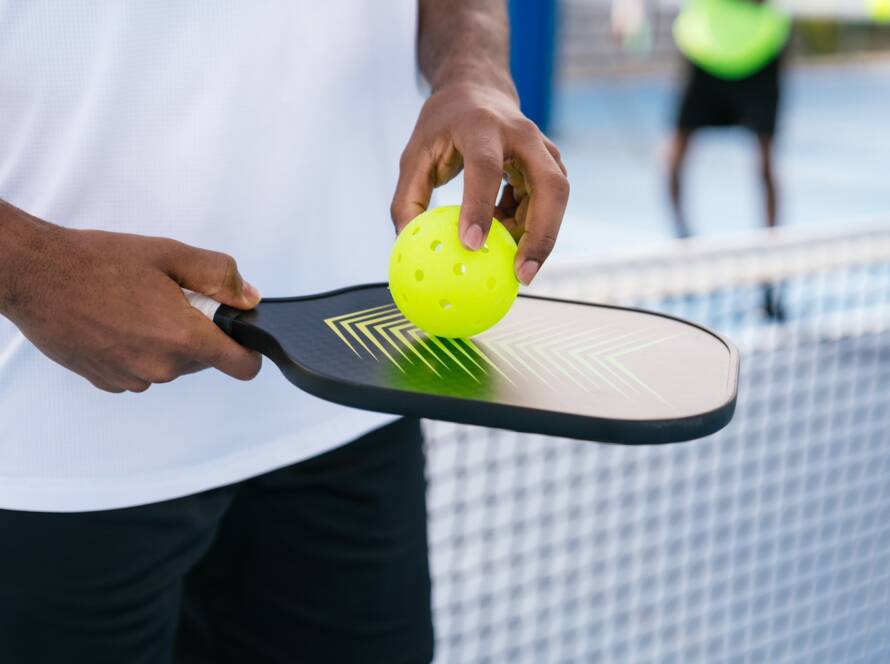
left=323, top=305, right=674, bottom=403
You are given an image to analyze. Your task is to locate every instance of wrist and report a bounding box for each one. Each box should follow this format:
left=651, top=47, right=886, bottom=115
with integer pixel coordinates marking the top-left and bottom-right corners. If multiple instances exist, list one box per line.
left=430, top=57, right=518, bottom=104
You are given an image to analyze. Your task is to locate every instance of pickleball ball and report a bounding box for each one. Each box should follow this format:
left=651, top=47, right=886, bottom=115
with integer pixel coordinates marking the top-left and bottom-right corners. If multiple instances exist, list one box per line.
left=389, top=205, right=519, bottom=338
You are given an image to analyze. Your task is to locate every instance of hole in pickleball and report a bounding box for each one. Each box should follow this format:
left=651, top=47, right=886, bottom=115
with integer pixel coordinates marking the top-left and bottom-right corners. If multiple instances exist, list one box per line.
left=453, top=263, right=466, bottom=276
left=415, top=269, right=424, bottom=282
left=397, top=253, right=402, bottom=263
left=481, top=243, right=490, bottom=253
left=439, top=299, right=452, bottom=311
left=412, top=226, right=422, bottom=236
left=486, top=277, right=496, bottom=289
left=431, top=240, right=443, bottom=253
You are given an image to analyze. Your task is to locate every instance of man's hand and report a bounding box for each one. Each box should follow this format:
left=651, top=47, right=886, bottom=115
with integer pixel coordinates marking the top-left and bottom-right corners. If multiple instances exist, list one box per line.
left=391, top=0, right=569, bottom=286
left=0, top=203, right=261, bottom=393
left=391, top=82, right=568, bottom=285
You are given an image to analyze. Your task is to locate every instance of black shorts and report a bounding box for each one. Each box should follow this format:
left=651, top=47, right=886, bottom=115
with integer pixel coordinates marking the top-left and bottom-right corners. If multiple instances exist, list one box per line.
left=676, top=54, right=782, bottom=136
left=0, top=418, right=433, bottom=664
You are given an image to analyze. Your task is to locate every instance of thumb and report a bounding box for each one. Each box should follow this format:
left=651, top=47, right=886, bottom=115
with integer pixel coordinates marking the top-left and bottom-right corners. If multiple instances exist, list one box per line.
left=160, top=240, right=261, bottom=310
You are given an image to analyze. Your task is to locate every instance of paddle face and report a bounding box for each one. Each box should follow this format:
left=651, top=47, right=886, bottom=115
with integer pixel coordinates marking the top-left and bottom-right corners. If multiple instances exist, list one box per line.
left=212, top=283, right=739, bottom=444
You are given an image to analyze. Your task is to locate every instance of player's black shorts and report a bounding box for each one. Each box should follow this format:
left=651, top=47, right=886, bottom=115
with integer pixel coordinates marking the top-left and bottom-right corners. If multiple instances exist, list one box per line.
left=0, top=417, right=433, bottom=664
left=676, top=54, right=782, bottom=136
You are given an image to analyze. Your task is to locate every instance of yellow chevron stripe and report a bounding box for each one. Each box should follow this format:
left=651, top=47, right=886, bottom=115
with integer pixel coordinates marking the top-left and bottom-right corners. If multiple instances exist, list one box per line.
left=480, top=317, right=555, bottom=345
left=491, top=321, right=584, bottom=384
left=546, top=325, right=615, bottom=355
left=356, top=312, right=405, bottom=372
left=537, top=343, right=594, bottom=392
left=572, top=328, right=651, bottom=356
left=409, top=328, right=449, bottom=368
left=323, top=303, right=671, bottom=401
left=374, top=316, right=416, bottom=365
left=390, top=322, right=442, bottom=377
left=429, top=336, right=479, bottom=382
left=446, top=338, right=487, bottom=375
left=462, top=339, right=517, bottom=387
left=324, top=318, right=361, bottom=357
left=334, top=306, right=402, bottom=360
left=607, top=335, right=676, bottom=359
left=479, top=318, right=564, bottom=386
left=506, top=323, right=577, bottom=384
left=324, top=303, right=394, bottom=324
left=487, top=336, right=554, bottom=389
left=604, top=335, right=675, bottom=405
left=581, top=353, right=631, bottom=398
left=608, top=357, right=670, bottom=405
left=560, top=327, right=637, bottom=395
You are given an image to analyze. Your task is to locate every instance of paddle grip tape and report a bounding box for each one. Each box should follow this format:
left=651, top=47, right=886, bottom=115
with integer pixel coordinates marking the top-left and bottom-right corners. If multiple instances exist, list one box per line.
left=183, top=289, right=222, bottom=321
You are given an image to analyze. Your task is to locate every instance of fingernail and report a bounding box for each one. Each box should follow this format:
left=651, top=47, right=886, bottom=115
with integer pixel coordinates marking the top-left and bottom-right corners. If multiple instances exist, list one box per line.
left=243, top=281, right=261, bottom=304
left=517, top=260, right=540, bottom=286
left=462, top=224, right=484, bottom=251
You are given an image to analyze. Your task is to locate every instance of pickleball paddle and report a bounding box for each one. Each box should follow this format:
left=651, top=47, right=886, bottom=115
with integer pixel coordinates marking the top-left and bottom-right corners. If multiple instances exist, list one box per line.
left=186, top=284, right=739, bottom=444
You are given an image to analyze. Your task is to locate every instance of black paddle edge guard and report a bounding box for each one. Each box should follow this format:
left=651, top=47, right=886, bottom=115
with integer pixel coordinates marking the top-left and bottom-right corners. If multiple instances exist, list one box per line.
left=214, top=283, right=740, bottom=445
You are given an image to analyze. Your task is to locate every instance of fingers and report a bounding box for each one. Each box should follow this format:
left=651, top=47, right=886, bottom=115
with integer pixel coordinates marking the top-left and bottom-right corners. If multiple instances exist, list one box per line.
left=454, top=133, right=504, bottom=250
left=87, top=329, right=254, bottom=392
left=495, top=184, right=523, bottom=239
left=159, top=244, right=261, bottom=378
left=504, top=161, right=527, bottom=198
left=179, top=309, right=263, bottom=381
left=511, top=140, right=570, bottom=285
left=84, top=370, right=147, bottom=394
left=543, top=137, right=568, bottom=176
left=85, top=375, right=126, bottom=394
left=92, top=307, right=261, bottom=387
left=160, top=241, right=261, bottom=310
left=117, top=374, right=151, bottom=392
left=391, top=145, right=435, bottom=234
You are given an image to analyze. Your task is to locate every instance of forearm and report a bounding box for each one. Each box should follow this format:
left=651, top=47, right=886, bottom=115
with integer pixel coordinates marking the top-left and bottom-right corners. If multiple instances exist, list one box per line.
left=417, top=0, right=517, bottom=99
left=0, top=199, right=55, bottom=316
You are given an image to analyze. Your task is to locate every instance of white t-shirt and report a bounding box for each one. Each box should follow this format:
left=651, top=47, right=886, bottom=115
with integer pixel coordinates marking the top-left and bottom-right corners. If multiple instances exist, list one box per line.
left=0, top=2, right=423, bottom=511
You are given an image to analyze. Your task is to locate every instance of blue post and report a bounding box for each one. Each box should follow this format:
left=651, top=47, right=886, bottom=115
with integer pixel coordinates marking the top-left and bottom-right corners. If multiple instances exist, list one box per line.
left=508, top=0, right=558, bottom=134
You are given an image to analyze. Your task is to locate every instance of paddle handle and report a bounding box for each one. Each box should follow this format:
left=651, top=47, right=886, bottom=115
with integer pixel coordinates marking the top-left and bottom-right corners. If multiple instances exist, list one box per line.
left=183, top=289, right=251, bottom=340
left=183, top=289, right=222, bottom=321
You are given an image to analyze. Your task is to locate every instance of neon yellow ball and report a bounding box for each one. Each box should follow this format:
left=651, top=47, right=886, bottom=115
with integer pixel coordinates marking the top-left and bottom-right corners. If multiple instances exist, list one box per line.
left=389, top=205, right=519, bottom=338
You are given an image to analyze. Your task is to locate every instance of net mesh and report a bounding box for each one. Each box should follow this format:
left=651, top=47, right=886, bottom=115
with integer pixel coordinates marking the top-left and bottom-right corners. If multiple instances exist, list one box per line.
left=425, top=221, right=890, bottom=663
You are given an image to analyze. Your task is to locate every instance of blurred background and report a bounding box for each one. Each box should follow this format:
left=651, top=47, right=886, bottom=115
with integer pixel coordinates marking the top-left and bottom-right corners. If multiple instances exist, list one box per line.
left=429, top=1, right=890, bottom=662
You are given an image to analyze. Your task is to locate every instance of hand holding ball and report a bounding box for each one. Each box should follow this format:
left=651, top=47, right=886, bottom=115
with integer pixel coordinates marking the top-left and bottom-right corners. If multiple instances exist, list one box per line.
left=389, top=206, right=519, bottom=338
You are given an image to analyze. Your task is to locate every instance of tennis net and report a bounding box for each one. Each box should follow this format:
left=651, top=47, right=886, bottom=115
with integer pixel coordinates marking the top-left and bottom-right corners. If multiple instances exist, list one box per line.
left=425, top=220, right=890, bottom=663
